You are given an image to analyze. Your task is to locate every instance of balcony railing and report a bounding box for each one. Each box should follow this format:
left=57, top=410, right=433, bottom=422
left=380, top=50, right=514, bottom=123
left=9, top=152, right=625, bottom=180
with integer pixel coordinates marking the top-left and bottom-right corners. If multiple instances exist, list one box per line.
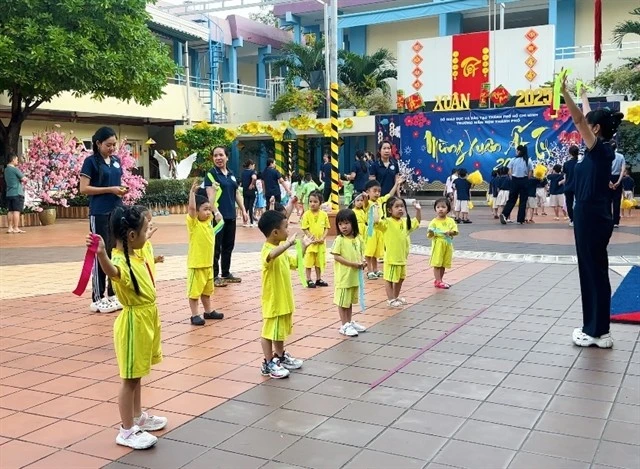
left=267, top=77, right=286, bottom=103
left=556, top=41, right=640, bottom=60
left=215, top=82, right=270, bottom=98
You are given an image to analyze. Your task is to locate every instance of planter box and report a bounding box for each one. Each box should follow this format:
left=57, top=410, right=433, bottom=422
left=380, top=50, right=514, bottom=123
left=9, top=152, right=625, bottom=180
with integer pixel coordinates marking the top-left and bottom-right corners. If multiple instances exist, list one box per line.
left=0, top=213, right=41, bottom=228
left=339, top=109, right=356, bottom=117
left=57, top=206, right=90, bottom=219
left=276, top=111, right=318, bottom=122
left=148, top=204, right=189, bottom=215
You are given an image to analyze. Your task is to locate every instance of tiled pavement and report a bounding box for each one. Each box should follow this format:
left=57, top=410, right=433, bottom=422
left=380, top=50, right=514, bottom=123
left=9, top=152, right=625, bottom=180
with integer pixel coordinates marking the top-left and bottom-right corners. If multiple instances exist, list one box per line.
left=1, top=209, right=639, bottom=469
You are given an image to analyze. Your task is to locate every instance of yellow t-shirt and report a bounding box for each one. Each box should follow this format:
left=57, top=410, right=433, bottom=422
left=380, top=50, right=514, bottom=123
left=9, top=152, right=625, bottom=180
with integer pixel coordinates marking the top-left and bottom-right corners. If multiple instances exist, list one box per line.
left=427, top=217, right=458, bottom=238
left=301, top=210, right=330, bottom=254
left=378, top=217, right=420, bottom=265
left=261, top=242, right=297, bottom=319
left=353, top=208, right=367, bottom=239
left=135, top=241, right=155, bottom=277
left=111, top=249, right=156, bottom=306
left=331, top=236, right=363, bottom=289
left=364, top=194, right=390, bottom=237
left=187, top=214, right=214, bottom=269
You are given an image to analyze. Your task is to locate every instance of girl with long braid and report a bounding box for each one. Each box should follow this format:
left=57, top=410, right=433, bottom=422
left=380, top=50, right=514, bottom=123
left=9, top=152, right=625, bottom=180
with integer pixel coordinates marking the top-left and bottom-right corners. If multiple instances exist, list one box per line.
left=86, top=205, right=166, bottom=449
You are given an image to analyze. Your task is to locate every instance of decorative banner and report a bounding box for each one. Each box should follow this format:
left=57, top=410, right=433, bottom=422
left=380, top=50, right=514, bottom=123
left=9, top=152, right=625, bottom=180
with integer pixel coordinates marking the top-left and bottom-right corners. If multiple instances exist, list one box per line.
left=525, top=28, right=539, bottom=82
left=451, top=31, right=489, bottom=100
left=490, top=85, right=511, bottom=107
left=411, top=41, right=424, bottom=91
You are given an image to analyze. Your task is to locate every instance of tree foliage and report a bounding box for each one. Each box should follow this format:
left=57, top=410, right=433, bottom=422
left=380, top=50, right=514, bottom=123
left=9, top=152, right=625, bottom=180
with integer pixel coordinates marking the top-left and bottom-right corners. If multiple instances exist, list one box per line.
left=174, top=122, right=233, bottom=172
left=338, top=49, right=397, bottom=97
left=0, top=0, right=177, bottom=160
left=274, top=40, right=326, bottom=87
left=618, top=121, right=640, bottom=167
left=249, top=6, right=279, bottom=28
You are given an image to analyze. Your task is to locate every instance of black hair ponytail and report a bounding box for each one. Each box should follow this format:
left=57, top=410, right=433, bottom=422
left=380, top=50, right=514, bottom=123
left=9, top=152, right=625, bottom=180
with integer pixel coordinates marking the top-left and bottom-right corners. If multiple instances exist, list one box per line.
left=110, top=206, right=145, bottom=295
left=92, top=127, right=117, bottom=184
left=517, top=145, right=529, bottom=165
left=586, top=109, right=624, bottom=141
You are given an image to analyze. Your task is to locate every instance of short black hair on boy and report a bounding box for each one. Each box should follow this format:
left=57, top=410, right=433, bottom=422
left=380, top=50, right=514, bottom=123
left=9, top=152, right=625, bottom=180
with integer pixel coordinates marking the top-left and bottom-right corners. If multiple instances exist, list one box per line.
left=258, top=210, right=286, bottom=237
left=364, top=179, right=381, bottom=191
left=309, top=190, right=323, bottom=203
left=553, top=164, right=562, bottom=173
left=335, top=208, right=359, bottom=238
left=457, top=168, right=468, bottom=178
left=434, top=197, right=451, bottom=213
left=195, top=195, right=210, bottom=210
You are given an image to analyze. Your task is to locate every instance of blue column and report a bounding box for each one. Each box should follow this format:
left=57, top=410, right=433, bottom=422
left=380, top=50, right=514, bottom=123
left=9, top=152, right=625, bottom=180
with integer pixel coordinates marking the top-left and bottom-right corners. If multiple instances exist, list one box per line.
left=285, top=12, right=302, bottom=44
left=230, top=38, right=242, bottom=85
left=348, top=26, right=367, bottom=55
left=439, top=12, right=463, bottom=36
left=315, top=143, right=323, bottom=177
left=257, top=45, right=271, bottom=96
left=230, top=141, right=240, bottom=175
left=550, top=0, right=575, bottom=57
left=259, top=144, right=267, bottom=172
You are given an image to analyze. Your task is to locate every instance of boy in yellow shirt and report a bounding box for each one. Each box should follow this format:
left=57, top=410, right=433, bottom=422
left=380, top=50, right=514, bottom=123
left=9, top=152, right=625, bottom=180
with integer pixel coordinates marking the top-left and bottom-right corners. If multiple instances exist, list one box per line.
left=363, top=175, right=404, bottom=279
left=187, top=180, right=223, bottom=326
left=257, top=210, right=312, bottom=378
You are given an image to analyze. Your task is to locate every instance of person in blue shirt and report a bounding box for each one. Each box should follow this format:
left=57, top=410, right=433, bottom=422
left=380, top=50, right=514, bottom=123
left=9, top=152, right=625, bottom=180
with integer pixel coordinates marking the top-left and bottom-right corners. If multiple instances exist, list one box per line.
left=500, top=145, right=534, bottom=225
left=562, top=145, right=579, bottom=225
left=320, top=153, right=332, bottom=203
left=205, top=146, right=248, bottom=287
left=345, top=150, right=370, bottom=194
left=453, top=168, right=472, bottom=223
left=241, top=160, right=258, bottom=227
left=547, top=164, right=565, bottom=220
left=369, top=141, right=399, bottom=196
left=561, top=76, right=624, bottom=349
left=526, top=175, right=538, bottom=223
left=79, top=127, right=127, bottom=314
left=262, top=158, right=290, bottom=204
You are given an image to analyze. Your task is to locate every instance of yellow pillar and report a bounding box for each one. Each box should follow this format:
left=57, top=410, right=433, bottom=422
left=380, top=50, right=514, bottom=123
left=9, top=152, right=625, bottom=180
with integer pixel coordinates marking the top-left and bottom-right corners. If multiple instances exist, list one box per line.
left=330, top=82, right=340, bottom=212
left=297, top=137, right=307, bottom=177
left=274, top=140, right=285, bottom=174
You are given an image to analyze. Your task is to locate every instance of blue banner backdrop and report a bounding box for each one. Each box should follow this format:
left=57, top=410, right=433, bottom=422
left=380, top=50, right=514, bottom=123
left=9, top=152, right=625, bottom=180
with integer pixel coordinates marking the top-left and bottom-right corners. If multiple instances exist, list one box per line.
left=377, top=106, right=581, bottom=183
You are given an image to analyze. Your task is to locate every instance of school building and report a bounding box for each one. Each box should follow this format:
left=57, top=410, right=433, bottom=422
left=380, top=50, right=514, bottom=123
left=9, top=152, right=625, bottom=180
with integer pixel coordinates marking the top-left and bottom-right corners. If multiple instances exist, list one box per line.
left=1, top=0, right=638, bottom=178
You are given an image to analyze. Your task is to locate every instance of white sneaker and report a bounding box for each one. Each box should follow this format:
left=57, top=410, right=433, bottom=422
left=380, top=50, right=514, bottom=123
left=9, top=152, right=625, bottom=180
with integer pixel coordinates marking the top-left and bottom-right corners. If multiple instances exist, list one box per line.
left=89, top=298, right=118, bottom=313
left=109, top=295, right=123, bottom=311
left=116, top=425, right=157, bottom=449
left=350, top=321, right=367, bottom=333
left=397, top=297, right=408, bottom=305
left=134, top=412, right=168, bottom=432
left=339, top=323, right=358, bottom=337
left=572, top=328, right=613, bottom=349
left=387, top=299, right=403, bottom=308
left=280, top=351, right=303, bottom=370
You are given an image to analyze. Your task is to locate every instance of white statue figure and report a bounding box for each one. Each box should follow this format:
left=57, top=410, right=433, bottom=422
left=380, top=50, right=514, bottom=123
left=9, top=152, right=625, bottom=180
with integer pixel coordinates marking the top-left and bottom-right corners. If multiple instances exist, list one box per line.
left=153, top=150, right=197, bottom=179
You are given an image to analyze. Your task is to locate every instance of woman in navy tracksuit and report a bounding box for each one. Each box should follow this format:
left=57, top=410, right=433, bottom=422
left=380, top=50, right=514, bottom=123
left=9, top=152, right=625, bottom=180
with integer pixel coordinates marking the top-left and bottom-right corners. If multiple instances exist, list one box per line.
left=561, top=78, right=624, bottom=349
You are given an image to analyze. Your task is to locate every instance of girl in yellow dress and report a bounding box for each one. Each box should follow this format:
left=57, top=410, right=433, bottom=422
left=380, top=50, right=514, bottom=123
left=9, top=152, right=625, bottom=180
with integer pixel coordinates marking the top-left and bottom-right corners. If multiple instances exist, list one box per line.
left=351, top=193, right=368, bottom=241
left=301, top=191, right=330, bottom=288
left=427, top=197, right=459, bottom=289
left=135, top=206, right=164, bottom=277
left=376, top=196, right=421, bottom=307
left=86, top=205, right=166, bottom=450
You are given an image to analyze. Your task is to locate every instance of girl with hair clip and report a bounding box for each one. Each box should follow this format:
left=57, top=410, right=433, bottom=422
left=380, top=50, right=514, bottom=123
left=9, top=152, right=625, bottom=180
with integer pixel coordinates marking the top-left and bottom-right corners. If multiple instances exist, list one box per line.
left=561, top=75, right=624, bottom=349
left=374, top=196, right=421, bottom=307
left=86, top=205, right=166, bottom=449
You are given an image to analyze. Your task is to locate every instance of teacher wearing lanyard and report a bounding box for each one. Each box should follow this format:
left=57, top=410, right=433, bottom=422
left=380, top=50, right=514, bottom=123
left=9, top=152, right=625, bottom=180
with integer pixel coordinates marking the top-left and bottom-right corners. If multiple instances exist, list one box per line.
left=79, top=127, right=126, bottom=313
left=561, top=78, right=623, bottom=349
left=369, top=141, right=399, bottom=196
left=609, top=142, right=625, bottom=228
left=500, top=145, right=533, bottom=225
left=205, top=146, right=248, bottom=287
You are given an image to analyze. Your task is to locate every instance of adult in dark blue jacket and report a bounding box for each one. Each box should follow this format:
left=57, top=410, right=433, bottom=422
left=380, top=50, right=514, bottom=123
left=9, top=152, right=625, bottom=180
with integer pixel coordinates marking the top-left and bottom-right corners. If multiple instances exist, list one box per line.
left=369, top=141, right=399, bottom=196
left=346, top=150, right=370, bottom=194
left=262, top=158, right=290, bottom=203
left=562, top=145, right=579, bottom=224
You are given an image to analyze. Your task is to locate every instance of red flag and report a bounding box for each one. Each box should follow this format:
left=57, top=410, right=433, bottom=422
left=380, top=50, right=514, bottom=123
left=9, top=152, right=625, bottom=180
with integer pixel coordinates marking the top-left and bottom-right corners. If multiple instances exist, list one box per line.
left=594, top=0, right=602, bottom=63
left=451, top=31, right=490, bottom=100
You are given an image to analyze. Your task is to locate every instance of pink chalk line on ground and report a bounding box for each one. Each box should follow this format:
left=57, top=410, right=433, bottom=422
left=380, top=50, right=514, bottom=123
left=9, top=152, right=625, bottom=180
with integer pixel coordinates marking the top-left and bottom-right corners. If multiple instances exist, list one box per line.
left=370, top=306, right=488, bottom=388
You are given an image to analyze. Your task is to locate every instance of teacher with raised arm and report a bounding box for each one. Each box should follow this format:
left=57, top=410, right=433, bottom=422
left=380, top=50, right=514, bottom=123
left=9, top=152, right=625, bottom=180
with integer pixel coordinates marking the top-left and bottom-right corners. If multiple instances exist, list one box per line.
left=561, top=76, right=623, bottom=349
left=369, top=141, right=399, bottom=196
left=205, top=146, right=248, bottom=287
left=500, top=145, right=533, bottom=225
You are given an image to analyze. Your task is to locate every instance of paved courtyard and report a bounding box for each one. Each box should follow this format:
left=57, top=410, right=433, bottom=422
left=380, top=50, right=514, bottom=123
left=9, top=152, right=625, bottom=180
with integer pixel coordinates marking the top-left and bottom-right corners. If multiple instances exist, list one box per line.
left=0, top=207, right=638, bottom=469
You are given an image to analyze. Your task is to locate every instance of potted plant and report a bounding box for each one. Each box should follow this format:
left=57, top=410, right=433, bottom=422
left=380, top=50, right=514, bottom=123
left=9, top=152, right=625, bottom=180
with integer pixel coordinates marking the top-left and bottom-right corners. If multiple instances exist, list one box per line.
left=271, top=87, right=322, bottom=120
left=364, top=89, right=393, bottom=115
left=338, top=86, right=356, bottom=117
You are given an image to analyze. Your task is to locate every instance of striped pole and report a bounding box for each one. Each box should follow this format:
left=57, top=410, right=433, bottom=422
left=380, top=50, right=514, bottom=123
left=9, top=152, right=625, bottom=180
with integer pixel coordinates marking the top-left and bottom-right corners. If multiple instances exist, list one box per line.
left=287, top=141, right=293, bottom=178
left=330, top=82, right=340, bottom=212
left=274, top=140, right=285, bottom=174
left=297, top=137, right=307, bottom=177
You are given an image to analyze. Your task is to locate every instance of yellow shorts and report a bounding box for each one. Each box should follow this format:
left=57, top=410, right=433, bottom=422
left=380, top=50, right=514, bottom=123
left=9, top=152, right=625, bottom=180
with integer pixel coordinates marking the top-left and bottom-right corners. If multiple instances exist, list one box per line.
left=334, top=287, right=358, bottom=308
left=383, top=263, right=406, bottom=283
left=114, top=305, right=162, bottom=379
left=304, top=248, right=326, bottom=270
left=364, top=229, right=384, bottom=258
left=187, top=267, right=214, bottom=299
left=261, top=314, right=293, bottom=342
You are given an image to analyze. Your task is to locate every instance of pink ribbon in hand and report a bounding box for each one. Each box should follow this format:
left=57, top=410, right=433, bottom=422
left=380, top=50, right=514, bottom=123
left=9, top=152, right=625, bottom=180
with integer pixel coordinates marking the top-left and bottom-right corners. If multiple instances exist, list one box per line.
left=73, top=234, right=99, bottom=296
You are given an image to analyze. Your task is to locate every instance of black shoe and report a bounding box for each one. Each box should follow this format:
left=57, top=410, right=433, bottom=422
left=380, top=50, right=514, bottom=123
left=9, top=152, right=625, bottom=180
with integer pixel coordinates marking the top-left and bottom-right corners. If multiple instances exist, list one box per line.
left=204, top=311, right=224, bottom=320
left=462, top=220, right=472, bottom=224
left=499, top=214, right=507, bottom=225
left=190, top=315, right=205, bottom=326
left=454, top=218, right=461, bottom=223
left=222, top=273, right=242, bottom=283
left=315, top=279, right=329, bottom=287
left=307, top=280, right=317, bottom=288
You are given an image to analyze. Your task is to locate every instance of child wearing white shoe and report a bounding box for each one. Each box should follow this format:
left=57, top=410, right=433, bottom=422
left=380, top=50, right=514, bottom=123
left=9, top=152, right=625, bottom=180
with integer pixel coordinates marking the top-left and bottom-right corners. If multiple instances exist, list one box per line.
left=332, top=209, right=367, bottom=337
left=86, top=205, right=166, bottom=450
left=376, top=197, right=421, bottom=307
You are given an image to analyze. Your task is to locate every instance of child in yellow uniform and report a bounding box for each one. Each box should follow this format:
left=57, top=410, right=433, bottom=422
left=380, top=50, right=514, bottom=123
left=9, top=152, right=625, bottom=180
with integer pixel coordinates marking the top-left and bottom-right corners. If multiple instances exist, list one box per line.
left=352, top=193, right=368, bottom=241
left=257, top=210, right=312, bottom=378
left=428, top=197, right=458, bottom=289
left=301, top=191, right=330, bottom=288
left=363, top=176, right=404, bottom=279
left=186, top=180, right=224, bottom=326
left=376, top=196, right=421, bottom=307
left=135, top=207, right=164, bottom=277
left=87, top=205, right=166, bottom=450
left=332, top=209, right=367, bottom=337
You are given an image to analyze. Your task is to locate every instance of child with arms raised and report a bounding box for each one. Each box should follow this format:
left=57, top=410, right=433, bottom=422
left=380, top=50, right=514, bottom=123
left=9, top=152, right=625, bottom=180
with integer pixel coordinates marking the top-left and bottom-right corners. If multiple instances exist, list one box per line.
left=332, top=209, right=367, bottom=337
left=87, top=205, right=166, bottom=449
left=301, top=191, right=330, bottom=288
left=187, top=180, right=223, bottom=326
left=257, top=210, right=312, bottom=378
left=428, top=198, right=458, bottom=289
